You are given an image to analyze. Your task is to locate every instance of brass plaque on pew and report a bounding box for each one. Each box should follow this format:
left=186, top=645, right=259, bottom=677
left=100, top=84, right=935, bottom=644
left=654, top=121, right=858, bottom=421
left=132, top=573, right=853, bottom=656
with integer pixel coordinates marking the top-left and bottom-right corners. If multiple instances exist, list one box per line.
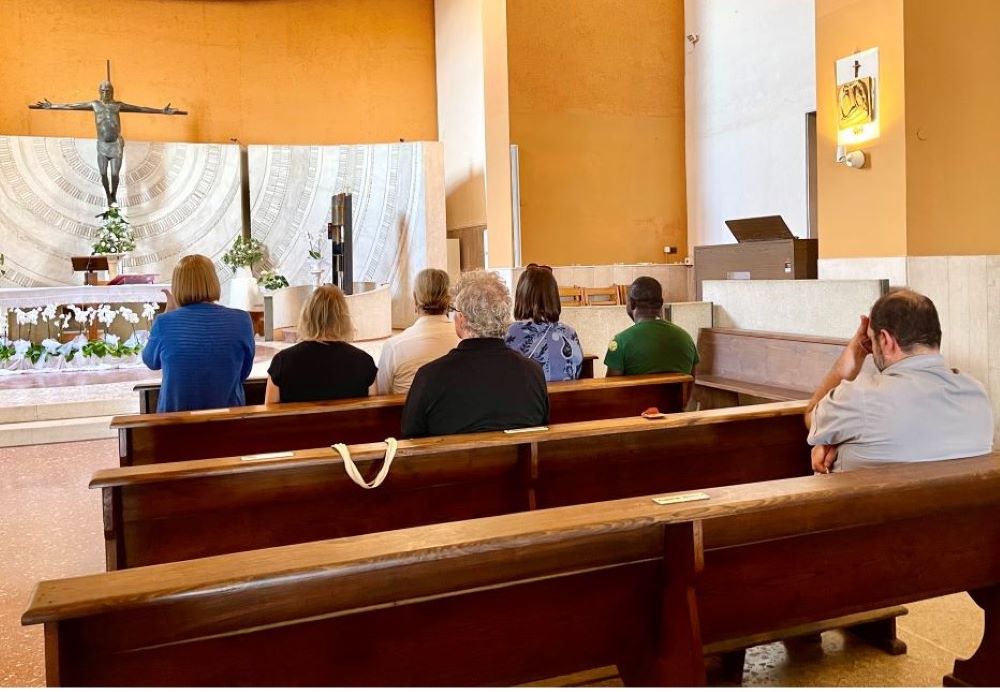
left=652, top=492, right=710, bottom=506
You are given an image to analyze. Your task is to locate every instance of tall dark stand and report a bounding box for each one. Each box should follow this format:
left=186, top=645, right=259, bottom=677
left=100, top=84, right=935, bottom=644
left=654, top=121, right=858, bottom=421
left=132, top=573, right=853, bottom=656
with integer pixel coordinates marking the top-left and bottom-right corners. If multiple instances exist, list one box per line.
left=327, top=193, right=353, bottom=295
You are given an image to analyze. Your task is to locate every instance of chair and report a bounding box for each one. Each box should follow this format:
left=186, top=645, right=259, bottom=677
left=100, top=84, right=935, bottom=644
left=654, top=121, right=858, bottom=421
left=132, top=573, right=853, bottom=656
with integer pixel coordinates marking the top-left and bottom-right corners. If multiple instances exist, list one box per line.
left=617, top=284, right=629, bottom=305
left=584, top=286, right=619, bottom=306
left=559, top=286, right=585, bottom=306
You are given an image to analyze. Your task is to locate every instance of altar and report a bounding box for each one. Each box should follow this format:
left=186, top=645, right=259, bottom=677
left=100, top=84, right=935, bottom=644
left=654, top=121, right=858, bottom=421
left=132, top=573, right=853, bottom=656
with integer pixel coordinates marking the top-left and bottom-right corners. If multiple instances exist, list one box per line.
left=0, top=284, right=169, bottom=311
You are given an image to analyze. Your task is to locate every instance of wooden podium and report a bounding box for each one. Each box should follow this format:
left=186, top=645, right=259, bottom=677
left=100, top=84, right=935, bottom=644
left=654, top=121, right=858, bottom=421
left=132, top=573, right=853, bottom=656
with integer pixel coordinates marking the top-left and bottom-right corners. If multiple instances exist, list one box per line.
left=71, top=256, right=110, bottom=286
left=693, top=216, right=817, bottom=299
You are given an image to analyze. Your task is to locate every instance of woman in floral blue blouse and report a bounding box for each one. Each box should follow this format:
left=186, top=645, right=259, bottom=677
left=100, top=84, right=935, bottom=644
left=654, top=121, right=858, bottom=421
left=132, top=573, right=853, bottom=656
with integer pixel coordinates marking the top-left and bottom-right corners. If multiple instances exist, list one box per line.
left=504, top=264, right=584, bottom=381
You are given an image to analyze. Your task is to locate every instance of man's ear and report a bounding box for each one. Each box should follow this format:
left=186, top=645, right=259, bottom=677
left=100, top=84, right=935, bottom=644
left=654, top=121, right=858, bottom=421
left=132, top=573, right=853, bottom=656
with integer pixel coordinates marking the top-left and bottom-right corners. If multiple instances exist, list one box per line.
left=879, top=329, right=898, bottom=353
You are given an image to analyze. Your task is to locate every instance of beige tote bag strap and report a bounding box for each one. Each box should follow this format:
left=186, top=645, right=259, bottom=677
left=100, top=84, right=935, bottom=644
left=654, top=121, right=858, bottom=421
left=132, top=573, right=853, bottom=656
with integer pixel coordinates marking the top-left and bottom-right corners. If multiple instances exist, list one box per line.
left=331, top=437, right=399, bottom=489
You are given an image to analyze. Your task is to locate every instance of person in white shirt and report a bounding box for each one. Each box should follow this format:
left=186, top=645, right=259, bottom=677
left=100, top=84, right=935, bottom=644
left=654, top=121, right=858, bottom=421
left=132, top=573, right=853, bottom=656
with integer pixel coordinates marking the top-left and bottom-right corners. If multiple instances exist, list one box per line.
left=376, top=268, right=460, bottom=395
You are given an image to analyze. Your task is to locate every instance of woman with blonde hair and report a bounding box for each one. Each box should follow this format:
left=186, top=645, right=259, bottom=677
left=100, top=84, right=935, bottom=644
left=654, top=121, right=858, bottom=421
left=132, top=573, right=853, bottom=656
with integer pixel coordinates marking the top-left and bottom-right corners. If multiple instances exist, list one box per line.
left=142, top=254, right=255, bottom=413
left=375, top=268, right=459, bottom=394
left=265, top=285, right=376, bottom=403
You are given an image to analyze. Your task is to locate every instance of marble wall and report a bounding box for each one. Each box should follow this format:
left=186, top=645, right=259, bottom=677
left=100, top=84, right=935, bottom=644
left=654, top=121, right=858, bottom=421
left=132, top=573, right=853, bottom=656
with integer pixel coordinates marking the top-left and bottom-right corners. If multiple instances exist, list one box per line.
left=248, top=142, right=446, bottom=328
left=703, top=279, right=888, bottom=339
left=0, top=136, right=242, bottom=287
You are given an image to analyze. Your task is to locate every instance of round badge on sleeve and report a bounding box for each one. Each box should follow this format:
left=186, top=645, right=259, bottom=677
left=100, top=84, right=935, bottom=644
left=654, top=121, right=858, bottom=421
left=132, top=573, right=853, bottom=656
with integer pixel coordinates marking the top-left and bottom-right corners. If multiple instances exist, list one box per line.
left=608, top=340, right=618, bottom=352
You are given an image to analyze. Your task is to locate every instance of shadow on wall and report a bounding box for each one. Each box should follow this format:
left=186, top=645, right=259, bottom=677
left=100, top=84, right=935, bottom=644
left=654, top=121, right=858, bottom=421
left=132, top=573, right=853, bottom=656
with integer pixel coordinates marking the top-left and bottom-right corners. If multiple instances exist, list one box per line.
left=445, top=170, right=487, bottom=270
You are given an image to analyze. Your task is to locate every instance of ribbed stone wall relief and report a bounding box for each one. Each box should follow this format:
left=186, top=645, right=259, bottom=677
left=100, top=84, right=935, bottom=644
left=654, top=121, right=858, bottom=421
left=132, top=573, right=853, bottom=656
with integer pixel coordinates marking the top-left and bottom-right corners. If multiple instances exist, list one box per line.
left=248, top=142, right=446, bottom=328
left=0, top=135, right=242, bottom=288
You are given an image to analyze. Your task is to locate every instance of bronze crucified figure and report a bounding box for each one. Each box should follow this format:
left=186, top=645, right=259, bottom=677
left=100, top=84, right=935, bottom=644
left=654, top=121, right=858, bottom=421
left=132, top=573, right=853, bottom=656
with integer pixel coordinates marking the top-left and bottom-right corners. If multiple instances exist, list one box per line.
left=29, top=80, right=187, bottom=207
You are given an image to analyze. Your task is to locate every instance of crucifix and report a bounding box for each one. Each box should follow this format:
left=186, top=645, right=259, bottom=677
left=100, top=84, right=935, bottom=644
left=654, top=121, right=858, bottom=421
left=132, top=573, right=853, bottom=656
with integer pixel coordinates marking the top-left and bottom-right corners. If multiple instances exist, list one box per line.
left=28, top=61, right=188, bottom=207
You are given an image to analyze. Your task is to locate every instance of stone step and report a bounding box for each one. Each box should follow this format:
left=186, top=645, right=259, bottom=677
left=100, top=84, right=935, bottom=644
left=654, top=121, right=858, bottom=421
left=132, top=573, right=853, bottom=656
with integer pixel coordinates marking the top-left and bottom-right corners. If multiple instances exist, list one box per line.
left=0, top=415, right=116, bottom=448
left=0, top=397, right=136, bottom=426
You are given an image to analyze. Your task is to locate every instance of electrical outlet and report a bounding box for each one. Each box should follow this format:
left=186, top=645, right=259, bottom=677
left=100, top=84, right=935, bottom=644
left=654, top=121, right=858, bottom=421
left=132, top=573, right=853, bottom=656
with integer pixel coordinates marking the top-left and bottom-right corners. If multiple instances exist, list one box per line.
left=663, top=246, right=678, bottom=254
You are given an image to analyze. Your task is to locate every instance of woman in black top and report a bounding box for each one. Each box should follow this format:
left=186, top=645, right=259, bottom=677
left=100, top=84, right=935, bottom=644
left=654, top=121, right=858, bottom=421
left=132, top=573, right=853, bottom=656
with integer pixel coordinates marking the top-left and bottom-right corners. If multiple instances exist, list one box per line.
left=265, top=285, right=377, bottom=403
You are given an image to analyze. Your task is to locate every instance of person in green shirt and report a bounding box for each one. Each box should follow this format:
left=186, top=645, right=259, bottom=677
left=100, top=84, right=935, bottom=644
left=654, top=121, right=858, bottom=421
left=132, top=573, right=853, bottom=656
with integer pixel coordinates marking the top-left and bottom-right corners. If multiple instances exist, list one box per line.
left=604, top=276, right=699, bottom=384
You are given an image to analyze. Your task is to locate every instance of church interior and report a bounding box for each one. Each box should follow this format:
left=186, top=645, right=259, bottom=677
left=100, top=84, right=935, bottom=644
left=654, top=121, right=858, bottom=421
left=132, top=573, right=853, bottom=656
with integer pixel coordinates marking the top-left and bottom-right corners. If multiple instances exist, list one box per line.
left=1, top=0, right=999, bottom=687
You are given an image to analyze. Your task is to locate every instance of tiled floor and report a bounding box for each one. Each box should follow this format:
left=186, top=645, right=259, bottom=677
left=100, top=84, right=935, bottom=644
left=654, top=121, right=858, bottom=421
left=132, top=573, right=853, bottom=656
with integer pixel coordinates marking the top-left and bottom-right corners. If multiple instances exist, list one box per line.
left=0, top=438, right=985, bottom=687
left=0, top=439, right=113, bottom=686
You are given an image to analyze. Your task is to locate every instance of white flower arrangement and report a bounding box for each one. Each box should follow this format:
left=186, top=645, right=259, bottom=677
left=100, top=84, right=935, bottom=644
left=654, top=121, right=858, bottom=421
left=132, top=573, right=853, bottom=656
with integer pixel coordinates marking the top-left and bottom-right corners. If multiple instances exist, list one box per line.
left=141, top=302, right=159, bottom=323
left=92, top=205, right=136, bottom=255
left=0, top=302, right=148, bottom=373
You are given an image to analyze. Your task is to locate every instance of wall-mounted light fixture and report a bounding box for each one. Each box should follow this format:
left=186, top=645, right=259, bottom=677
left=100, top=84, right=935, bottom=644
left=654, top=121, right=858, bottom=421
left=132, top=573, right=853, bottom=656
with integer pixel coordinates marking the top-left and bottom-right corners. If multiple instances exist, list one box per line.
left=836, top=145, right=867, bottom=170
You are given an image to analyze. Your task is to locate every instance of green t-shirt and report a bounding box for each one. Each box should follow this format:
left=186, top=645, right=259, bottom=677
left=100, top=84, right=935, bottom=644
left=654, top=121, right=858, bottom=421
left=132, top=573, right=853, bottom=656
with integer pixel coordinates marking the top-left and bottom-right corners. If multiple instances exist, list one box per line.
left=603, top=319, right=699, bottom=376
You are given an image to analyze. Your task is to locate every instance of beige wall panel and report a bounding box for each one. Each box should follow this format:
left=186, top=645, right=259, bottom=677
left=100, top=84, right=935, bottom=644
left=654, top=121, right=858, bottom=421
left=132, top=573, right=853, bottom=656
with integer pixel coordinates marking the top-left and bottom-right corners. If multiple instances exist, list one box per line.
left=906, top=256, right=951, bottom=361
left=704, top=279, right=886, bottom=339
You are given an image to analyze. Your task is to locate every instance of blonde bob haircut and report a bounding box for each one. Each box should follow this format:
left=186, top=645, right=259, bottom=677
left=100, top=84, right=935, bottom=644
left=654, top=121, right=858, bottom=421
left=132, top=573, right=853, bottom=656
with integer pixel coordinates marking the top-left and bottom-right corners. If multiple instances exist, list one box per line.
left=172, top=254, right=222, bottom=306
left=298, top=285, right=354, bottom=342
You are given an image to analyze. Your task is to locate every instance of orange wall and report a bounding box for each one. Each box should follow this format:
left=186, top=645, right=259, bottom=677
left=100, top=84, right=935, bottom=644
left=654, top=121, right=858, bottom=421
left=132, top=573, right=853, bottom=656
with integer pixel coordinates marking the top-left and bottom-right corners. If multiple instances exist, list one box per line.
left=0, top=0, right=438, bottom=146
left=815, top=0, right=907, bottom=259
left=507, top=0, right=686, bottom=266
left=903, top=0, right=1000, bottom=256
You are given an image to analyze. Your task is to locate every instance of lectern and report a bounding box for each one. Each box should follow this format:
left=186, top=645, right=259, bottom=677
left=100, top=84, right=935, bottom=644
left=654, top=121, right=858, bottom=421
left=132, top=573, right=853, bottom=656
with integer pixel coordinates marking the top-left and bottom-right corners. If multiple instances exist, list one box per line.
left=71, top=256, right=109, bottom=286
left=693, top=216, right=817, bottom=300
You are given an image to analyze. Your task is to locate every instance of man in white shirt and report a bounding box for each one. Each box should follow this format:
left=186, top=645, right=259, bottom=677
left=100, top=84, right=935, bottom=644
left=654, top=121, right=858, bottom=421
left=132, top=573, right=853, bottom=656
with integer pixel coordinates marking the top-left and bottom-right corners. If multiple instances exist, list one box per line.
left=376, top=268, right=460, bottom=395
left=805, top=289, right=993, bottom=473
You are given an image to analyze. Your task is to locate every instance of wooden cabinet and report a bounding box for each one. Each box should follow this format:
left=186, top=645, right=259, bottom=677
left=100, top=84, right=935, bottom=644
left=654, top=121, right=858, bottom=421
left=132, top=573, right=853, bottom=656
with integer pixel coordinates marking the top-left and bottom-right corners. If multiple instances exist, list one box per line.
left=693, top=239, right=817, bottom=299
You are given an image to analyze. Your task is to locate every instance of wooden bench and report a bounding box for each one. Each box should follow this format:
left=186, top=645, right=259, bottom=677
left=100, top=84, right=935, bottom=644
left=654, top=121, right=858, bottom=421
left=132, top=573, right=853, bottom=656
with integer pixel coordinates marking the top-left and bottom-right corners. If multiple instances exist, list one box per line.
left=114, top=372, right=689, bottom=466
left=694, top=328, right=861, bottom=408
left=94, top=402, right=812, bottom=569
left=134, top=355, right=600, bottom=413
left=24, top=456, right=1000, bottom=686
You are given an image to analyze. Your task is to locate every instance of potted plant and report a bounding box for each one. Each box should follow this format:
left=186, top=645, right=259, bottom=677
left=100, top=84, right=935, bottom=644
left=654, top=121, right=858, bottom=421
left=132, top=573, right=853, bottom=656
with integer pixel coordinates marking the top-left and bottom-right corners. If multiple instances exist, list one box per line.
left=92, top=205, right=136, bottom=278
left=257, top=270, right=289, bottom=296
left=222, top=236, right=264, bottom=279
left=222, top=235, right=265, bottom=312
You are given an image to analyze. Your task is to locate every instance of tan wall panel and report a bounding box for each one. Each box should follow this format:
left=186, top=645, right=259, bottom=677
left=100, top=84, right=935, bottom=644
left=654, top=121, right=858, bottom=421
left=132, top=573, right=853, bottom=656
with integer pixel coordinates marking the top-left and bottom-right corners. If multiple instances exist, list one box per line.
left=507, top=0, right=686, bottom=266
left=903, top=0, right=1000, bottom=256
left=815, top=0, right=907, bottom=259
left=1, top=0, right=438, bottom=146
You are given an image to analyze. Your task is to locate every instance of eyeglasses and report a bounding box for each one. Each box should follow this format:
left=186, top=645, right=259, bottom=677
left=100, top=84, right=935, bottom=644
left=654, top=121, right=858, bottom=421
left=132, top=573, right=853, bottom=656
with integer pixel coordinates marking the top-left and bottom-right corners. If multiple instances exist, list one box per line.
left=526, top=263, right=553, bottom=272
left=447, top=305, right=462, bottom=315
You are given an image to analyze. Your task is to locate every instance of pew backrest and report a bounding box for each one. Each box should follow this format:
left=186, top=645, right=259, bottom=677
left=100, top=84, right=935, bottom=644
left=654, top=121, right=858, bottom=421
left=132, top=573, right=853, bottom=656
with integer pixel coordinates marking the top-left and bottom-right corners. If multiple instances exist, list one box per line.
left=114, top=373, right=690, bottom=466
left=134, top=356, right=600, bottom=413
left=695, top=328, right=857, bottom=404
left=26, top=455, right=1000, bottom=686
left=94, top=401, right=811, bottom=569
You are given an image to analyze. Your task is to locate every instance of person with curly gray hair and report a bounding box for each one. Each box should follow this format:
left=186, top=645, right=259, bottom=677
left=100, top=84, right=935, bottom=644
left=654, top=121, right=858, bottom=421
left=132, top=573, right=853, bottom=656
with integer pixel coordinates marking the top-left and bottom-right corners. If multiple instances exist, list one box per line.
left=401, top=271, right=549, bottom=438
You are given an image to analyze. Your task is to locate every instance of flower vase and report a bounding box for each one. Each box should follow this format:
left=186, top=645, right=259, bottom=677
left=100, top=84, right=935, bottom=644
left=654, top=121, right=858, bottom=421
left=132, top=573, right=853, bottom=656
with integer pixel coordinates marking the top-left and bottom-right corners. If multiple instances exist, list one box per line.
left=101, top=253, right=125, bottom=280
left=310, top=259, right=325, bottom=288
left=228, top=267, right=262, bottom=312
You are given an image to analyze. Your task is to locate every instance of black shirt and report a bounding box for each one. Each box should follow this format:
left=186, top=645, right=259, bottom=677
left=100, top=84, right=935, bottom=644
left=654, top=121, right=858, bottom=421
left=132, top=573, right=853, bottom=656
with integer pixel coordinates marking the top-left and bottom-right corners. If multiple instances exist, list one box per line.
left=401, top=338, right=549, bottom=438
left=267, top=340, right=377, bottom=403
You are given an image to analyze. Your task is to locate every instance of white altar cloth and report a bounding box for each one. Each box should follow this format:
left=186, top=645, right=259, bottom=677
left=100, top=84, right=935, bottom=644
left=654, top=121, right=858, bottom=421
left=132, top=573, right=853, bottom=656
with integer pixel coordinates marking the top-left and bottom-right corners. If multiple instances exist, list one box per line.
left=0, top=285, right=169, bottom=310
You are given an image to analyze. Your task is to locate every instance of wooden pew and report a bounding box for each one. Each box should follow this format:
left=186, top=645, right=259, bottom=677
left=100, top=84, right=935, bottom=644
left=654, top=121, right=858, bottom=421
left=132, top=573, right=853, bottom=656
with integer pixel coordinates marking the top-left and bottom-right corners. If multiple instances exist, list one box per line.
left=134, top=355, right=599, bottom=413
left=113, top=372, right=689, bottom=466
left=94, top=402, right=812, bottom=569
left=24, top=456, right=1000, bottom=686
left=694, top=328, right=859, bottom=408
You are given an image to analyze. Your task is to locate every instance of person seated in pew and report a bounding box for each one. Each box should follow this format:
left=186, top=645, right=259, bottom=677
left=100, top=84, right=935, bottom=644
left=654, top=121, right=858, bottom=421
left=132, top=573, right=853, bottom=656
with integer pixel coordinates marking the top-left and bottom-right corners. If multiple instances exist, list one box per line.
left=806, top=289, right=993, bottom=473
left=505, top=263, right=584, bottom=382
left=265, top=285, right=376, bottom=403
left=604, top=276, right=699, bottom=379
left=401, top=270, right=549, bottom=438
left=375, top=268, right=460, bottom=395
left=142, top=254, right=255, bottom=413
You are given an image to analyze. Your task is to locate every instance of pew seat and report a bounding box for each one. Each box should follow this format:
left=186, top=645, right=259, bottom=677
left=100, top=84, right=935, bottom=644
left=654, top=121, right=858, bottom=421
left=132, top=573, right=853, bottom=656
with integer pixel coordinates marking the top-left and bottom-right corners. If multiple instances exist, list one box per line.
left=114, top=372, right=690, bottom=466
left=24, top=455, right=1000, bottom=686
